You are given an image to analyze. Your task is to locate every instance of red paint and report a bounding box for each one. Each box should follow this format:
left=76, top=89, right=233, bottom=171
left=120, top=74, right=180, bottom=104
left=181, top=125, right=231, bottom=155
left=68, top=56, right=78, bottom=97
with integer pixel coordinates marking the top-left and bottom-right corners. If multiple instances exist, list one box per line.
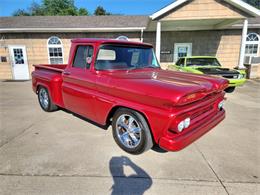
left=32, top=39, right=228, bottom=151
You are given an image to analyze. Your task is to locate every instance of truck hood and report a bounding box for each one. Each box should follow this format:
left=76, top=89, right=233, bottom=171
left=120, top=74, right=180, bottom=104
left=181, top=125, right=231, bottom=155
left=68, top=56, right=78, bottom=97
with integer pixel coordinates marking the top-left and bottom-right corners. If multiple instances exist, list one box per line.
left=101, top=69, right=228, bottom=107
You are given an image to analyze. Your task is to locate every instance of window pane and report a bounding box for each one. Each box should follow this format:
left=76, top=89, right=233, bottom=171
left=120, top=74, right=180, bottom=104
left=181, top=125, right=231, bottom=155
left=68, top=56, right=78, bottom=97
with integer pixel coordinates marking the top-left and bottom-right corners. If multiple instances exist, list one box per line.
left=253, top=44, right=258, bottom=54
left=88, top=47, right=94, bottom=57
left=13, top=48, right=25, bottom=64
left=247, top=34, right=257, bottom=41
left=73, top=45, right=93, bottom=68
left=180, top=58, right=185, bottom=66
left=95, top=45, right=159, bottom=70
left=186, top=58, right=221, bottom=66
left=50, top=57, right=63, bottom=64
left=48, top=37, right=62, bottom=45
left=49, top=47, right=63, bottom=61
left=246, top=44, right=258, bottom=55
left=245, top=45, right=250, bottom=54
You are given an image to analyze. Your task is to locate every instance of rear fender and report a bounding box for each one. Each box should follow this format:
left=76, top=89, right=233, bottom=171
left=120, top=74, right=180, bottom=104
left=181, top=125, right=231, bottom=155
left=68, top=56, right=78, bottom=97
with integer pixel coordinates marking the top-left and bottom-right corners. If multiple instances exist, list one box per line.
left=36, top=82, right=52, bottom=101
left=36, top=78, right=64, bottom=107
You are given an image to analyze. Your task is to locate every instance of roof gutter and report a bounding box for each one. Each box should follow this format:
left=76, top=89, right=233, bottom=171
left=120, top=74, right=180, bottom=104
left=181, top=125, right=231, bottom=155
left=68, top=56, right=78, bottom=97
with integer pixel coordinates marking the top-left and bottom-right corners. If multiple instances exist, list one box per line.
left=0, top=27, right=146, bottom=33
left=225, top=0, right=260, bottom=17
left=150, top=0, right=187, bottom=20
left=150, top=0, right=260, bottom=20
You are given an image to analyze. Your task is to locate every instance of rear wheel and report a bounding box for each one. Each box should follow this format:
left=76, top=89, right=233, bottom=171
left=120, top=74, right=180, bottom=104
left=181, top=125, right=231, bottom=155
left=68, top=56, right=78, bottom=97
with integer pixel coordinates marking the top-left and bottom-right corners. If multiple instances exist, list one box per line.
left=112, top=108, right=153, bottom=155
left=38, top=86, right=58, bottom=112
left=225, top=87, right=235, bottom=93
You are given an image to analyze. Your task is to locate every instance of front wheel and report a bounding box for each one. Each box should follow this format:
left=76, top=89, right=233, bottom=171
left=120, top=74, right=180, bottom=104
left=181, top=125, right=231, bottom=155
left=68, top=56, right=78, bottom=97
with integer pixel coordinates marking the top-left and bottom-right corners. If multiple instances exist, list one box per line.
left=112, top=108, right=153, bottom=155
left=225, top=87, right=235, bottom=93
left=38, top=86, right=58, bottom=112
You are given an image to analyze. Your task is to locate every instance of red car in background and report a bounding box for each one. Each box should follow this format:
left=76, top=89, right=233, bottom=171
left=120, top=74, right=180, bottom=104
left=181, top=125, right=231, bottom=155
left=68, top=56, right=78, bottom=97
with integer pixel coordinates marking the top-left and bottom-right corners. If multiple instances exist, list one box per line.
left=32, top=38, right=228, bottom=154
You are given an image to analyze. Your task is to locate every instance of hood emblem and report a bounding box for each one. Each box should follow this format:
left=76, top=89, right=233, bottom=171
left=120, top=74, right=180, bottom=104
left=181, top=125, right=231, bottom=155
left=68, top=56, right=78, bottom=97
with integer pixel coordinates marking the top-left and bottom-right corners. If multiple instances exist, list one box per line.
left=152, top=72, right=158, bottom=79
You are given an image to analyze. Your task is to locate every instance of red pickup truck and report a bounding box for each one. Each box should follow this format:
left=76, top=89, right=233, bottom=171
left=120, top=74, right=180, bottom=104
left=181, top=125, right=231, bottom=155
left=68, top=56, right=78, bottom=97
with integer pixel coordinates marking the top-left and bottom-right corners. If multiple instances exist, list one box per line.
left=32, top=38, right=228, bottom=154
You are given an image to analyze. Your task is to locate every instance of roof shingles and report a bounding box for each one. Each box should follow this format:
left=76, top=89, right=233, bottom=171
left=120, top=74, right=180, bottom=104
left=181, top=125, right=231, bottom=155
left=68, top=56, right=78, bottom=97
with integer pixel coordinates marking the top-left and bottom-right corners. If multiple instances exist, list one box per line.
left=0, top=16, right=259, bottom=31
left=0, top=16, right=149, bottom=29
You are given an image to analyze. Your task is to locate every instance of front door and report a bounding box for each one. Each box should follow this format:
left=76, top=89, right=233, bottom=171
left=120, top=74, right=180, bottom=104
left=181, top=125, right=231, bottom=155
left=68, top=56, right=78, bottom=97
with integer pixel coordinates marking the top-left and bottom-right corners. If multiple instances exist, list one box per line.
left=174, top=43, right=192, bottom=62
left=62, top=45, right=97, bottom=120
left=9, top=46, right=29, bottom=80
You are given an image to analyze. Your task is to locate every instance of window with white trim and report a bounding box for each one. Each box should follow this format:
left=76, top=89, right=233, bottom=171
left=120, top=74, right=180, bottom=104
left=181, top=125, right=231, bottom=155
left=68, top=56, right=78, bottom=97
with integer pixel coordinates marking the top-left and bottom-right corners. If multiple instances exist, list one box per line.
left=47, top=36, right=64, bottom=64
left=245, top=33, right=260, bottom=57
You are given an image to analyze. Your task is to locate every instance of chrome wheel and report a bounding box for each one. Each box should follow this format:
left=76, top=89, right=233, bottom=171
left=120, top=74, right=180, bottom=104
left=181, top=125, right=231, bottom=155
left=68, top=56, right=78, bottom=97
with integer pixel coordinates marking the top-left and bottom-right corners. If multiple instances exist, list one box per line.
left=39, top=88, right=49, bottom=109
left=115, top=114, right=142, bottom=148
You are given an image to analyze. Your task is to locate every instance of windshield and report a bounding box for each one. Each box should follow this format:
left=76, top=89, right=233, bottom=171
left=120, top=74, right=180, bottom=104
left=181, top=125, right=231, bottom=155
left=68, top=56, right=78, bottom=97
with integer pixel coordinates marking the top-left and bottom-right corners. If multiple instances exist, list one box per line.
left=95, top=44, right=160, bottom=70
left=186, top=58, right=221, bottom=67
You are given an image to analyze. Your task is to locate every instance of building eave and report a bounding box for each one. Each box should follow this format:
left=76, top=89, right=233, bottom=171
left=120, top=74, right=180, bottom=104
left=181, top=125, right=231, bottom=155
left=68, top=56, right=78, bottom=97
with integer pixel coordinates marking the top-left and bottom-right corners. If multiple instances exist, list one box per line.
left=0, top=27, right=146, bottom=33
left=226, top=0, right=260, bottom=17
left=150, top=0, right=260, bottom=20
left=150, top=0, right=187, bottom=20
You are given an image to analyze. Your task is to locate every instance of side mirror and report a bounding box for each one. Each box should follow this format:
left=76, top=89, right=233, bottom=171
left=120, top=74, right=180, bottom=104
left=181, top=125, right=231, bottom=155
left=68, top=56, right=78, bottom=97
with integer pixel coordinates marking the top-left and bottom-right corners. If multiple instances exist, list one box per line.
left=86, top=57, right=92, bottom=64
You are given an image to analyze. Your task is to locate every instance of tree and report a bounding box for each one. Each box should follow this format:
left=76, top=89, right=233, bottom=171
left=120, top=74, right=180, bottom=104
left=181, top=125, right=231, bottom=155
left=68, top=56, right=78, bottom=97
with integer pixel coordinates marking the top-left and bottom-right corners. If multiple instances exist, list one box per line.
left=243, top=0, right=260, bottom=9
left=30, top=2, right=45, bottom=16
left=42, top=0, right=78, bottom=16
left=94, top=6, right=111, bottom=16
left=12, top=0, right=90, bottom=16
left=78, top=8, right=89, bottom=16
left=13, top=9, right=30, bottom=16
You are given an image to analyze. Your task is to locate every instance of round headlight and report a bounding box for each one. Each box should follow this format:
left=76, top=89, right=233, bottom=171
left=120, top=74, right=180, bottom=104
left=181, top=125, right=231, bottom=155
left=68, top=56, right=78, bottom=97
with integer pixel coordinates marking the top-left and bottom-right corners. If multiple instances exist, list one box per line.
left=218, top=100, right=224, bottom=110
left=177, top=121, right=185, bottom=132
left=184, top=118, right=191, bottom=128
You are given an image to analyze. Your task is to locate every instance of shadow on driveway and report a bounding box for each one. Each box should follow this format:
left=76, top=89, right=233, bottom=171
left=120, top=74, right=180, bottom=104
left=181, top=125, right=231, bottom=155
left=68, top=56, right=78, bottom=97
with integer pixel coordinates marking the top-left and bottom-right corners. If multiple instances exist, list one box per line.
left=109, top=156, right=152, bottom=195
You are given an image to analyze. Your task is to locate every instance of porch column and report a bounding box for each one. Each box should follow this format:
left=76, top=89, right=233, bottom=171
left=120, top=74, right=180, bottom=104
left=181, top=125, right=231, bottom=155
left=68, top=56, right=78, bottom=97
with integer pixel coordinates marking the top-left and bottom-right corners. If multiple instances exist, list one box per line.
left=238, top=19, right=248, bottom=69
left=140, top=29, right=144, bottom=42
left=156, top=21, right=161, bottom=62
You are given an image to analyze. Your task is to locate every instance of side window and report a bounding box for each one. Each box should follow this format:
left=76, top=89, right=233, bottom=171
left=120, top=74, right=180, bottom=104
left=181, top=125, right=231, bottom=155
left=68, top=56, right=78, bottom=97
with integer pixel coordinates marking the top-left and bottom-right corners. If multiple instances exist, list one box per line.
left=175, top=59, right=181, bottom=66
left=176, top=58, right=185, bottom=66
left=73, top=45, right=93, bottom=69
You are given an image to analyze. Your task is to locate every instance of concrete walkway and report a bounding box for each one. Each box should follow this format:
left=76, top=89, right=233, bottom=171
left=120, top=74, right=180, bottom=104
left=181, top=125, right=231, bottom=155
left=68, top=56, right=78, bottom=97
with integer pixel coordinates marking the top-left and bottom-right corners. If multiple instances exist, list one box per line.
left=0, top=80, right=259, bottom=195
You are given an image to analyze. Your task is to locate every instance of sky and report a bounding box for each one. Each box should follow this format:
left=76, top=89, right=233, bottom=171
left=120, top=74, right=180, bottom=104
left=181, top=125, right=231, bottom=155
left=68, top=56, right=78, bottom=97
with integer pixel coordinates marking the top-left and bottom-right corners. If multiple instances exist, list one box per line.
left=0, top=0, right=174, bottom=16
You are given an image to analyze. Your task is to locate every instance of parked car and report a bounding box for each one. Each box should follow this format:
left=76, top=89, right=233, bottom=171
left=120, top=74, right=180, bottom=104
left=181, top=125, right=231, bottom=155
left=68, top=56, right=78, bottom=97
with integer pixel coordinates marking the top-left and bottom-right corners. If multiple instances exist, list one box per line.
left=170, top=56, right=246, bottom=93
left=32, top=39, right=228, bottom=154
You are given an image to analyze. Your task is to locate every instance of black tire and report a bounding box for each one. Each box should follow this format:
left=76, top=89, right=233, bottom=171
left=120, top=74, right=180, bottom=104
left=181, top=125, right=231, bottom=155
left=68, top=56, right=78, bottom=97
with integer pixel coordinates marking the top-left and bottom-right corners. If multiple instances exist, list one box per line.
left=225, top=87, right=235, bottom=93
left=112, top=108, right=153, bottom=154
left=37, top=86, right=58, bottom=112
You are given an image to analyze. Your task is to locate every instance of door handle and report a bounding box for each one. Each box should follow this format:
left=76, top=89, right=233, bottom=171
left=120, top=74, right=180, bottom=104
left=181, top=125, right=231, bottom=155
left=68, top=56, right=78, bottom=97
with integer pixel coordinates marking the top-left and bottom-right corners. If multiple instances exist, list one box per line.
left=63, top=71, right=71, bottom=75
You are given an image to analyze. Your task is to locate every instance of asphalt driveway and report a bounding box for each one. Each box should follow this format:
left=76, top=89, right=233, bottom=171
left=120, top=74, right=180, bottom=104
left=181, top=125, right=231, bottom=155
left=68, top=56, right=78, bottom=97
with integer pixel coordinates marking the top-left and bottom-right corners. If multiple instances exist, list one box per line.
left=0, top=80, right=259, bottom=195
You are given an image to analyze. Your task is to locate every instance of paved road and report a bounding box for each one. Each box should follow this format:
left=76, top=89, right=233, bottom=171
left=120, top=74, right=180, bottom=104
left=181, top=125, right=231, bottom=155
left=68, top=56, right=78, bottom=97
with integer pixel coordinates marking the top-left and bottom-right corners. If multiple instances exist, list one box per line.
left=0, top=80, right=259, bottom=195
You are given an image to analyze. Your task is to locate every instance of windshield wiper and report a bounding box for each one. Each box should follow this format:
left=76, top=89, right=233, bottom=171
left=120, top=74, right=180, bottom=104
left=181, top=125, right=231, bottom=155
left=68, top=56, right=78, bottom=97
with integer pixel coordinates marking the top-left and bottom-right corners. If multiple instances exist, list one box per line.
left=127, top=66, right=138, bottom=70
left=128, top=65, right=159, bottom=70
left=145, top=65, right=158, bottom=68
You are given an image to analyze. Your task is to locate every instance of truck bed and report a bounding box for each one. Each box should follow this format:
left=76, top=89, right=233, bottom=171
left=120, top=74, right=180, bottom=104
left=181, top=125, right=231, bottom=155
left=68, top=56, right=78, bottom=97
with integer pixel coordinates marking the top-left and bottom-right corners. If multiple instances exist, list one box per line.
left=33, top=64, right=67, bottom=72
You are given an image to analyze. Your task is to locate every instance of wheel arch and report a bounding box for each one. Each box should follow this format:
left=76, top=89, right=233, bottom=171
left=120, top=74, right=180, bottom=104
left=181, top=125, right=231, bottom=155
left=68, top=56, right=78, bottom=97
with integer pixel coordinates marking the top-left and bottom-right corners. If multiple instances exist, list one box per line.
left=106, top=105, right=155, bottom=143
left=36, top=83, right=55, bottom=103
left=36, top=83, right=50, bottom=94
